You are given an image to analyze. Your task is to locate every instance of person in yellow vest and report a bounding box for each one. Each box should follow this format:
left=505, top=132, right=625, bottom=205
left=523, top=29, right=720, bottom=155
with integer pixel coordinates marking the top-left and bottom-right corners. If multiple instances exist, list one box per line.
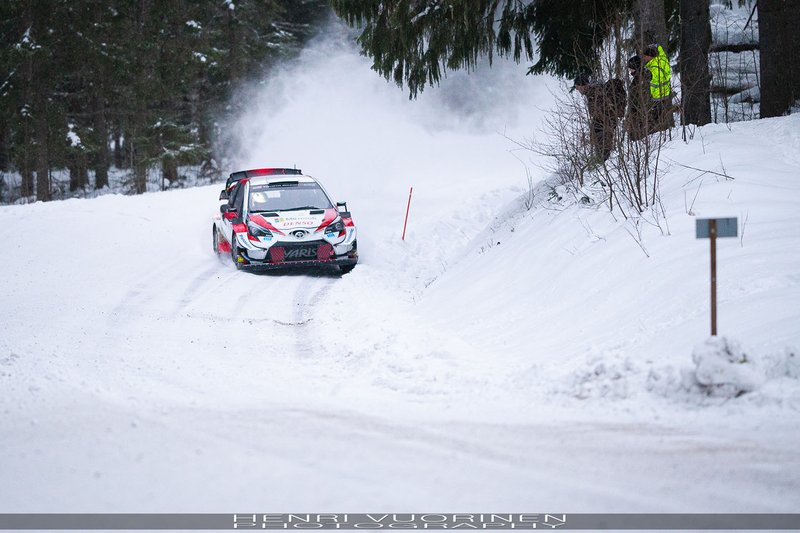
left=642, top=44, right=675, bottom=133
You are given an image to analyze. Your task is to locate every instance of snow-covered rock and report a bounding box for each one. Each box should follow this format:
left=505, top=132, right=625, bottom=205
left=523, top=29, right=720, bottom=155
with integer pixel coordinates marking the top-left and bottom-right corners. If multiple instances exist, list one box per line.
left=690, top=336, right=763, bottom=397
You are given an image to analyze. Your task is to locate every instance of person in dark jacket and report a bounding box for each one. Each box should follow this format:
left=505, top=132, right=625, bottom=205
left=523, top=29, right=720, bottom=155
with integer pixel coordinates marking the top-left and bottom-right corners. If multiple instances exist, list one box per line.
left=572, top=73, right=618, bottom=164
left=625, top=55, right=652, bottom=141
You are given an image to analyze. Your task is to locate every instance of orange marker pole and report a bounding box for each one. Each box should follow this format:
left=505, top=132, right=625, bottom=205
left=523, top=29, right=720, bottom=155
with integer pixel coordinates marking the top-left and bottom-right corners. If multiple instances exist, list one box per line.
left=401, top=187, right=413, bottom=241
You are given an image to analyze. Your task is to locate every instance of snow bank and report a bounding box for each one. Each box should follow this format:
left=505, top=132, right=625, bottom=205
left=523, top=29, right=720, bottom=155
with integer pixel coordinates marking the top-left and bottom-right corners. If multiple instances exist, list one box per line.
left=412, top=113, right=800, bottom=415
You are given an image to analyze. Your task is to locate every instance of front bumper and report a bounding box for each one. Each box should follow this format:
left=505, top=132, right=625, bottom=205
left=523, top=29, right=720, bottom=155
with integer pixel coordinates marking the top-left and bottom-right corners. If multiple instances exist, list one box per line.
left=235, top=238, right=358, bottom=270
left=238, top=256, right=358, bottom=271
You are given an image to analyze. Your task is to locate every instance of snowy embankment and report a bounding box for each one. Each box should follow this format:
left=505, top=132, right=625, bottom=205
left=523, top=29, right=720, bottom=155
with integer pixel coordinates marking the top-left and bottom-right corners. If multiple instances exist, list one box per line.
left=408, top=115, right=800, bottom=407
left=1, top=27, right=799, bottom=514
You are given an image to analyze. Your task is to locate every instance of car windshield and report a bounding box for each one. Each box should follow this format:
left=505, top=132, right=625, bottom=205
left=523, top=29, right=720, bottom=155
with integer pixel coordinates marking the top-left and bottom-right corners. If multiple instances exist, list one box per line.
left=248, top=182, right=333, bottom=213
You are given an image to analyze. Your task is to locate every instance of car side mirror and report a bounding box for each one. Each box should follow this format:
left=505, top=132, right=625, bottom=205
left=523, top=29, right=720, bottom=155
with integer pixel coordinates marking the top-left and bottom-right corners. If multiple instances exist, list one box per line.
left=337, top=201, right=348, bottom=212
left=220, top=205, right=238, bottom=219
left=219, top=189, right=229, bottom=201
left=339, top=211, right=351, bottom=219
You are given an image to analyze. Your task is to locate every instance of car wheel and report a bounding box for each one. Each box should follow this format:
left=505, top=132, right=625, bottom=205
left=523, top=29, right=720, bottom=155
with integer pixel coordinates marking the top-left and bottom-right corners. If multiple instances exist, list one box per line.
left=230, top=234, right=238, bottom=267
left=212, top=225, right=221, bottom=255
left=230, top=233, right=243, bottom=269
left=339, top=264, right=355, bottom=275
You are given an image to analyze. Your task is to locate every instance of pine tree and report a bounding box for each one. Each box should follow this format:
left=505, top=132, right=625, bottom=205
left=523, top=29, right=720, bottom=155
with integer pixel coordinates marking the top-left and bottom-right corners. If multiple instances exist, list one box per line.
left=527, top=0, right=631, bottom=78
left=0, top=0, right=334, bottom=202
left=331, top=0, right=538, bottom=97
left=331, top=0, right=637, bottom=97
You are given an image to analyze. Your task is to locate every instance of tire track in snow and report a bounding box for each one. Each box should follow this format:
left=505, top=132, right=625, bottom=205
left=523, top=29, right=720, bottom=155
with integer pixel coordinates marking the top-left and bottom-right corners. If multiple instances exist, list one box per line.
left=173, top=263, right=231, bottom=312
left=107, top=261, right=179, bottom=322
left=289, top=271, right=337, bottom=358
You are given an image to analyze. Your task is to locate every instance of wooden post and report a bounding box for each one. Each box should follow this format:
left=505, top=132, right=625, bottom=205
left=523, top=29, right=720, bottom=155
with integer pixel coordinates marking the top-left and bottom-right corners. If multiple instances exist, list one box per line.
left=709, top=219, right=717, bottom=336
left=696, top=217, right=736, bottom=337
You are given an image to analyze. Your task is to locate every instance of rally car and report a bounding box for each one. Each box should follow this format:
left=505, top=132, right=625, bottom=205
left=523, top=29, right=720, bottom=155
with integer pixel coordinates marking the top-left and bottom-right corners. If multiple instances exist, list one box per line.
left=212, top=168, right=358, bottom=273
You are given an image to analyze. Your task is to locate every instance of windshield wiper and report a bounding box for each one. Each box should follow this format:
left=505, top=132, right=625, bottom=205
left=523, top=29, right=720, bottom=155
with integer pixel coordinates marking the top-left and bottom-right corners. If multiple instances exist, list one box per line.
left=281, top=206, right=324, bottom=211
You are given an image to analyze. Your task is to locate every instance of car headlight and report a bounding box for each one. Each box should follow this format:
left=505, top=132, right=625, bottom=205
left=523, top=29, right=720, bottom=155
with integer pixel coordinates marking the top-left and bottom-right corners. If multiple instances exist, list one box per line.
left=325, top=219, right=345, bottom=235
left=247, top=221, right=273, bottom=237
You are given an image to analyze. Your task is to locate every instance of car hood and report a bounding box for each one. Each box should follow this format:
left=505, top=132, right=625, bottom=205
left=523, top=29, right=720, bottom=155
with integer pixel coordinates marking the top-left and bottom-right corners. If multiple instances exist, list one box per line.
left=249, top=208, right=339, bottom=235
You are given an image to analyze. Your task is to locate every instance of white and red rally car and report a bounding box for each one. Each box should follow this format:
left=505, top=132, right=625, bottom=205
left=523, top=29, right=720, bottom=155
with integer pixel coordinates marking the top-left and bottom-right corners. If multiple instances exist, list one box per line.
left=212, top=168, right=358, bottom=273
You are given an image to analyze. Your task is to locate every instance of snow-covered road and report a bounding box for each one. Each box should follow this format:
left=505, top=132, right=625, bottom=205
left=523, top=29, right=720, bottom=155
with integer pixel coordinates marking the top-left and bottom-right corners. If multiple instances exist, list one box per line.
left=1, top=176, right=799, bottom=513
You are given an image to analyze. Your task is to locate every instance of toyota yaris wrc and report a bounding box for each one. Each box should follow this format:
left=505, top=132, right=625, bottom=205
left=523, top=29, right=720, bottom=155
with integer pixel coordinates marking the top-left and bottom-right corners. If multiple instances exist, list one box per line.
left=212, top=168, right=358, bottom=273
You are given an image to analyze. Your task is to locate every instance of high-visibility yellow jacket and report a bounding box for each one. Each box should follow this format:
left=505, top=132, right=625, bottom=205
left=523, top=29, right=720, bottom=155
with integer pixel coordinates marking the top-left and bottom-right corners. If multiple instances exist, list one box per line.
left=645, top=45, right=671, bottom=100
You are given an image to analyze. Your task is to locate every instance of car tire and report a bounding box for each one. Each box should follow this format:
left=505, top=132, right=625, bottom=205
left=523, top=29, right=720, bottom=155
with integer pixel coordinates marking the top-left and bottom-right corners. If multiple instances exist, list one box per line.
left=339, top=239, right=357, bottom=274
left=212, top=225, right=221, bottom=255
left=231, top=233, right=243, bottom=269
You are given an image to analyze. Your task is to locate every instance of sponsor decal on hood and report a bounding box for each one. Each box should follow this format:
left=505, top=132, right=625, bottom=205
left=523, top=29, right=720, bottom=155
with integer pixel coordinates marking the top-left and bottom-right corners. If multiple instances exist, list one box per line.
left=264, top=208, right=338, bottom=232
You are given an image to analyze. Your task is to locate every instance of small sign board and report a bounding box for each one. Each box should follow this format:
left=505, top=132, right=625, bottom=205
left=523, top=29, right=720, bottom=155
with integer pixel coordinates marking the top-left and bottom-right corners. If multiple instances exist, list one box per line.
left=696, top=217, right=738, bottom=239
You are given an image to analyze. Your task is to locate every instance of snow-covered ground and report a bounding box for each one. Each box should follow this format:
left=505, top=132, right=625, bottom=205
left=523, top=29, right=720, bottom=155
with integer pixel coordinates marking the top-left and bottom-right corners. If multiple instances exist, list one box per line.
left=1, top=24, right=799, bottom=517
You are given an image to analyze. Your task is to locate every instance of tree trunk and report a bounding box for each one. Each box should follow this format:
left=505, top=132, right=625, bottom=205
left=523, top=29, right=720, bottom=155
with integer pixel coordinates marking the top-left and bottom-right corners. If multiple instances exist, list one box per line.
left=32, top=65, right=50, bottom=200
left=20, top=112, right=34, bottom=197
left=93, top=92, right=110, bottom=189
left=162, top=155, right=178, bottom=188
left=634, top=0, right=668, bottom=50
left=0, top=121, right=8, bottom=172
left=680, top=0, right=712, bottom=125
left=69, top=163, right=80, bottom=192
left=68, top=157, right=88, bottom=192
left=31, top=0, right=51, bottom=201
left=20, top=0, right=35, bottom=198
left=131, top=0, right=151, bottom=195
left=130, top=114, right=149, bottom=194
left=34, top=106, right=50, bottom=202
left=759, top=0, right=800, bottom=117
left=20, top=160, right=34, bottom=198
left=113, top=126, right=124, bottom=169
left=790, top=0, right=800, bottom=107
left=132, top=134, right=148, bottom=194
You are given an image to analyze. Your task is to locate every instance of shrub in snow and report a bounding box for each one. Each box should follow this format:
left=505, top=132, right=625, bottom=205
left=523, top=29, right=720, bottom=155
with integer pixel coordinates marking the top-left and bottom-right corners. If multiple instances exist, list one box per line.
left=690, top=336, right=764, bottom=398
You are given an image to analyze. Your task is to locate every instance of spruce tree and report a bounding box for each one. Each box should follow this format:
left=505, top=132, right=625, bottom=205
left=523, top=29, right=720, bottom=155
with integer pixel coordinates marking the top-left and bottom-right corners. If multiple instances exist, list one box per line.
left=331, top=0, right=631, bottom=98
left=0, top=0, right=337, bottom=202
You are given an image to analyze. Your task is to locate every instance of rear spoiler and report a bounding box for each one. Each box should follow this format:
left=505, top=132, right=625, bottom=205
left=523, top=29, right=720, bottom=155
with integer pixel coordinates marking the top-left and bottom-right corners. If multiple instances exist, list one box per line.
left=226, top=168, right=302, bottom=189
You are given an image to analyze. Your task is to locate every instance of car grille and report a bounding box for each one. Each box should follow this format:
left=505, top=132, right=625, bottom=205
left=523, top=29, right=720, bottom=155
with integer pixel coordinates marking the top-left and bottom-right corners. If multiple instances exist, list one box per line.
left=269, top=241, right=334, bottom=263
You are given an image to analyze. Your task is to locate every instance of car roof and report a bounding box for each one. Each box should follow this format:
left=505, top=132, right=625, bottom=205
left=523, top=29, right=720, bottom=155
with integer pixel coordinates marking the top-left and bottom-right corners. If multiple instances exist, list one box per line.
left=247, top=174, right=319, bottom=187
